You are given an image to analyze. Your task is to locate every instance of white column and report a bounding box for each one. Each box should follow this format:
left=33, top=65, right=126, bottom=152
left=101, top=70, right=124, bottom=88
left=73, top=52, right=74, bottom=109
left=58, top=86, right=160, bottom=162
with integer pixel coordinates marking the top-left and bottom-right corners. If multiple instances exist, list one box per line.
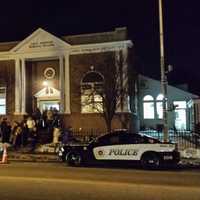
left=122, top=47, right=130, bottom=112
left=64, top=54, right=71, bottom=114
left=21, top=58, right=27, bottom=114
left=59, top=56, right=65, bottom=113
left=14, top=58, right=21, bottom=114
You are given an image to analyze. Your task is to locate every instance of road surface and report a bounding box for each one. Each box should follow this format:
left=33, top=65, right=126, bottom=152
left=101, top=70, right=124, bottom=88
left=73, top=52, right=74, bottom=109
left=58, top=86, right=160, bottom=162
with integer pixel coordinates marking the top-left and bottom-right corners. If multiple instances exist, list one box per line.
left=0, top=162, right=200, bottom=200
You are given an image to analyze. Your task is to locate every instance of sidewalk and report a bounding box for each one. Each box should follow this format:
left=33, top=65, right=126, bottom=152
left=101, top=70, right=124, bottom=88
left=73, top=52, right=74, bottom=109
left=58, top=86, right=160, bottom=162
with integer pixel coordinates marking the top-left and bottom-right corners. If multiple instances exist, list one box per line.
left=8, top=151, right=58, bottom=162
left=0, top=142, right=59, bottom=163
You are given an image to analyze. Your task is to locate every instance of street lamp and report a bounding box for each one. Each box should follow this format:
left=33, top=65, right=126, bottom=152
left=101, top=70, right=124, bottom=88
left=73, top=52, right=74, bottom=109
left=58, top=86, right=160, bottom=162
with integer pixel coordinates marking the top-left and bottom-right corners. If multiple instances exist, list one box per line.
left=158, top=0, right=168, bottom=142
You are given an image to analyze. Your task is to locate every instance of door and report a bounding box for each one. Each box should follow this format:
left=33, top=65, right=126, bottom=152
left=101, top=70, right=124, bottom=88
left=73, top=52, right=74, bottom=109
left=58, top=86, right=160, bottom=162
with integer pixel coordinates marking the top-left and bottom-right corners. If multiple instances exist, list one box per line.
left=173, top=101, right=187, bottom=130
left=39, top=100, right=60, bottom=112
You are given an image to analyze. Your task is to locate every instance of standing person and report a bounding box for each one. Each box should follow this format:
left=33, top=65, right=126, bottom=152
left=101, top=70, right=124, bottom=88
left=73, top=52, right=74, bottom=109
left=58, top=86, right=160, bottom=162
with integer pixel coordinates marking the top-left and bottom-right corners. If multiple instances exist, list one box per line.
left=46, top=109, right=54, bottom=140
left=0, top=117, right=11, bottom=144
left=32, top=108, right=42, bottom=128
left=61, top=126, right=73, bottom=144
left=26, top=116, right=36, bottom=138
left=21, top=119, right=29, bottom=147
left=26, top=116, right=37, bottom=152
left=10, top=121, right=22, bottom=150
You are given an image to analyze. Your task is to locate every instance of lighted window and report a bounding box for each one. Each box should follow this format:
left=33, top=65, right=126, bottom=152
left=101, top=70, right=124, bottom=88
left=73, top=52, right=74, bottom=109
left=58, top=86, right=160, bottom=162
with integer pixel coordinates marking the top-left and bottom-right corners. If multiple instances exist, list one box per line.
left=81, top=71, right=104, bottom=113
left=143, top=95, right=154, bottom=119
left=156, top=94, right=164, bottom=119
left=0, top=87, right=6, bottom=115
left=173, top=101, right=186, bottom=109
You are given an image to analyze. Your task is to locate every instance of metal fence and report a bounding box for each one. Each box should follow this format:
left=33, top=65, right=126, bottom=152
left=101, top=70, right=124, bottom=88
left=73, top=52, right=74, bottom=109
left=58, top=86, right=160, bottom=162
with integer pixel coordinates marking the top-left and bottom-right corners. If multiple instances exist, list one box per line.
left=71, top=129, right=104, bottom=142
left=70, top=129, right=200, bottom=149
left=140, top=130, right=200, bottom=149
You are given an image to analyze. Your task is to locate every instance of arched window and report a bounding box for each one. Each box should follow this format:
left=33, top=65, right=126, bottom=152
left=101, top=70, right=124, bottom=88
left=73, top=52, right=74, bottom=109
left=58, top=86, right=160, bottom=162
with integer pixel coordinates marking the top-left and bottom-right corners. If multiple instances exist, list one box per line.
left=143, top=95, right=154, bottom=119
left=81, top=71, right=104, bottom=113
left=156, top=94, right=164, bottom=119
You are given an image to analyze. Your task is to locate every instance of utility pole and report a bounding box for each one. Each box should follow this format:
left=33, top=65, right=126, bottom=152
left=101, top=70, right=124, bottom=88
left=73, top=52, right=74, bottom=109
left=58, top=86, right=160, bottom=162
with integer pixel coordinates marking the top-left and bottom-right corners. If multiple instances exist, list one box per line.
left=158, top=0, right=168, bottom=142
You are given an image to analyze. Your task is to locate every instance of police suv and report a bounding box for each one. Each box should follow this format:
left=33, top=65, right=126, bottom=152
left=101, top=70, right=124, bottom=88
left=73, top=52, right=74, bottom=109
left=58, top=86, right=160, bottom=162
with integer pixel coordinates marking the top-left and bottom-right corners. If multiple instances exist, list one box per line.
left=58, top=130, right=180, bottom=168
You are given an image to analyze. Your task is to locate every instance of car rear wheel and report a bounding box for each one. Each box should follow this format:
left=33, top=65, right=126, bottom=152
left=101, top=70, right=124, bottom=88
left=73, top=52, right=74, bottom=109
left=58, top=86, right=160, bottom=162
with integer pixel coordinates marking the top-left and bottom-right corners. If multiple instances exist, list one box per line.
left=67, top=152, right=83, bottom=167
left=141, top=152, right=161, bottom=169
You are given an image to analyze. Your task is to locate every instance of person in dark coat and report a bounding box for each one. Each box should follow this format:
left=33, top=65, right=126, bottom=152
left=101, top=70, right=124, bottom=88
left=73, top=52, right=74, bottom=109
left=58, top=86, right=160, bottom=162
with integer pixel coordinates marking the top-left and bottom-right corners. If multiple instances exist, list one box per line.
left=0, top=117, right=11, bottom=144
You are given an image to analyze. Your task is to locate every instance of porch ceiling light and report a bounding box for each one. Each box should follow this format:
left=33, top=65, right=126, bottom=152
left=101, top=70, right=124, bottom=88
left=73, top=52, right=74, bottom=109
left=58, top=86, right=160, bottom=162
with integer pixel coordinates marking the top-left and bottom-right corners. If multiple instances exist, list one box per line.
left=43, top=80, right=48, bottom=87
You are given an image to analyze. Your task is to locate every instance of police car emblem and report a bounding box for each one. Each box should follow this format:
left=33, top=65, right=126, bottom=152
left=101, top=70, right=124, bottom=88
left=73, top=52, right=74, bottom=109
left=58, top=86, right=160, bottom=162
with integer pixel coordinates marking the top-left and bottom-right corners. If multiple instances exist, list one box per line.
left=98, top=150, right=105, bottom=156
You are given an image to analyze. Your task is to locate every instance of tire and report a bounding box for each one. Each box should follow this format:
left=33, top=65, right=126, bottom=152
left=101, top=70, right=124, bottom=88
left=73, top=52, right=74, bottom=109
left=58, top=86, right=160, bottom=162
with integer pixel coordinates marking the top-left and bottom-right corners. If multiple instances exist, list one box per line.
left=141, top=152, right=161, bottom=169
left=67, top=152, right=83, bottom=167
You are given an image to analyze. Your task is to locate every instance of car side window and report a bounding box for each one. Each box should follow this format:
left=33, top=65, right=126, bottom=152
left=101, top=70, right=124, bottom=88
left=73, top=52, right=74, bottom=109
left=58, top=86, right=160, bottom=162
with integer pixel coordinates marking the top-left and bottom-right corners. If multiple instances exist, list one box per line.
left=97, top=134, right=120, bottom=145
left=120, top=134, right=144, bottom=144
left=109, top=136, right=120, bottom=145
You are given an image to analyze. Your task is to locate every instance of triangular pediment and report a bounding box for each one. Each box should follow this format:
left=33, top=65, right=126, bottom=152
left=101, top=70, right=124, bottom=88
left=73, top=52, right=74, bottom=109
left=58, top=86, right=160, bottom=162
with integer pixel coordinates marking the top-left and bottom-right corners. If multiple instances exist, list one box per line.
left=34, top=87, right=60, bottom=99
left=11, top=28, right=71, bottom=53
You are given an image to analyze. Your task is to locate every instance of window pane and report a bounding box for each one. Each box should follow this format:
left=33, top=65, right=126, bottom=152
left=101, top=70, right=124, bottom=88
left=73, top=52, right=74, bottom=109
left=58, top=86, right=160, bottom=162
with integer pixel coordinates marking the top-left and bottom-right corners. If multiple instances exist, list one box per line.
left=0, top=88, right=6, bottom=94
left=156, top=102, right=163, bottom=119
left=82, top=104, right=94, bottom=113
left=0, top=98, right=5, bottom=104
left=94, top=102, right=103, bottom=112
left=0, top=106, right=6, bottom=114
left=82, top=72, right=103, bottom=83
left=143, top=102, right=154, bottom=119
left=94, top=95, right=102, bottom=102
left=156, top=94, right=164, bottom=100
left=143, top=95, right=154, bottom=101
left=173, top=101, right=186, bottom=109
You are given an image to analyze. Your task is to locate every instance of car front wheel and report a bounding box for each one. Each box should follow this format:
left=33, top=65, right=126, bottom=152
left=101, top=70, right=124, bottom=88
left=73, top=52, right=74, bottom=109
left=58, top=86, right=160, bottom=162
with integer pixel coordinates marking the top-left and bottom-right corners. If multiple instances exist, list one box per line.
left=67, top=152, right=83, bottom=167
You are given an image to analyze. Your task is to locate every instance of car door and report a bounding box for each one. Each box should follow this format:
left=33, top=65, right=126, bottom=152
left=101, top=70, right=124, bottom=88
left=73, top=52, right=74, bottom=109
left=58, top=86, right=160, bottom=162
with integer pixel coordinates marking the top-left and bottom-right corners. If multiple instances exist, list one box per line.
left=93, top=133, right=142, bottom=161
left=92, top=133, right=121, bottom=161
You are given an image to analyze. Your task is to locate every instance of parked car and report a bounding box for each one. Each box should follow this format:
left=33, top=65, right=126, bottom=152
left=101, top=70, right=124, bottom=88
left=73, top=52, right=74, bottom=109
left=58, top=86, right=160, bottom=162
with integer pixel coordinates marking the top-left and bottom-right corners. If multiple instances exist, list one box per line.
left=58, top=130, right=180, bottom=169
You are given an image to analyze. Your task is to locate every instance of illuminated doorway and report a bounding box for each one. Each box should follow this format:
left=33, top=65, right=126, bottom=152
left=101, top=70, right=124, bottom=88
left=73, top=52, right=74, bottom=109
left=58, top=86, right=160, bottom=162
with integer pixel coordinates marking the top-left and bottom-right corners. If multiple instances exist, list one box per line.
left=173, top=101, right=187, bottom=130
left=34, top=87, right=61, bottom=112
left=39, top=100, right=60, bottom=111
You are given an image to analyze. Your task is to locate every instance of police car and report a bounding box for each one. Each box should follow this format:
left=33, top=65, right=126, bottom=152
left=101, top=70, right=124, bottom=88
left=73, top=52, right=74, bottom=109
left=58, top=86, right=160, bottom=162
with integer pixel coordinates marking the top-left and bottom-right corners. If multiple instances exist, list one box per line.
left=58, top=130, right=180, bottom=168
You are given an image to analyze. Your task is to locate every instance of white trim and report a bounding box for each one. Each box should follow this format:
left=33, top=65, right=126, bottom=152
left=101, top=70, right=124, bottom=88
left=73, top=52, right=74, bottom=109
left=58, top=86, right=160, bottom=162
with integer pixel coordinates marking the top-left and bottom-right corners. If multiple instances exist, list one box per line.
left=59, top=56, right=65, bottom=113
left=14, top=58, right=21, bottom=114
left=64, top=54, right=71, bottom=114
left=70, top=40, right=133, bottom=55
left=10, top=28, right=71, bottom=53
left=34, top=87, right=61, bottom=98
left=21, top=58, right=26, bottom=114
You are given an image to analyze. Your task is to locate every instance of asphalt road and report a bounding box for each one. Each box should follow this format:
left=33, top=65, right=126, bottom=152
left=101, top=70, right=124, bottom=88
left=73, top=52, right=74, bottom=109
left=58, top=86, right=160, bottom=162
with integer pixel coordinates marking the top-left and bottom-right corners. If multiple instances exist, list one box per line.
left=0, top=162, right=200, bottom=200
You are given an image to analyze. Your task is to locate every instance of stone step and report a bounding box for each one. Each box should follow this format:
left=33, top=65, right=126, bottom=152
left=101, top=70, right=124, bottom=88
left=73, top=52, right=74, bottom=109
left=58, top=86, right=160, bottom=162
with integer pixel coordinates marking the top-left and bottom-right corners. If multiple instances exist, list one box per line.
left=4, top=152, right=59, bottom=162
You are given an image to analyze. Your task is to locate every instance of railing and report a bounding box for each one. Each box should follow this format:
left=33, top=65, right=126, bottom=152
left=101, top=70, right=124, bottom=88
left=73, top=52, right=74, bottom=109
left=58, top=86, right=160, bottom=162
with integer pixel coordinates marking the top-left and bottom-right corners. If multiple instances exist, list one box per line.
left=71, top=129, right=104, bottom=143
left=140, top=130, right=200, bottom=149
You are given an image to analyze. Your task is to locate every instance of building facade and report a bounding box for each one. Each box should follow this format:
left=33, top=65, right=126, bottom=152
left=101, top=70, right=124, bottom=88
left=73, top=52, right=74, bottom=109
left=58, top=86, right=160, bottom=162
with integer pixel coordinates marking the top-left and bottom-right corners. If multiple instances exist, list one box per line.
left=0, top=27, right=134, bottom=132
left=138, top=75, right=199, bottom=131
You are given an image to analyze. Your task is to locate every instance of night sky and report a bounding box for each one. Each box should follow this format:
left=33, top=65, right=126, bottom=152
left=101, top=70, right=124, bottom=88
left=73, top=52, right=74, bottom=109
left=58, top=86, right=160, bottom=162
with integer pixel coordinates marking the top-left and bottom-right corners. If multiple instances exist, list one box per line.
left=0, top=0, right=200, bottom=95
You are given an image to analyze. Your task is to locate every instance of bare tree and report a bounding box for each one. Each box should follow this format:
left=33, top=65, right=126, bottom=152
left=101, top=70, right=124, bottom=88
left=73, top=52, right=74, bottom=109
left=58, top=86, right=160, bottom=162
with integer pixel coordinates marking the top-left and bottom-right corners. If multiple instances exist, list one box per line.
left=81, top=51, right=132, bottom=132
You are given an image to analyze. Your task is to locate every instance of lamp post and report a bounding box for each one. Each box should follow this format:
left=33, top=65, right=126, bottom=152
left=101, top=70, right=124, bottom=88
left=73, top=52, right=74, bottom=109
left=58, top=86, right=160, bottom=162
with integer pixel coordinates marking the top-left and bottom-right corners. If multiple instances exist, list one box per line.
left=158, top=0, right=168, bottom=142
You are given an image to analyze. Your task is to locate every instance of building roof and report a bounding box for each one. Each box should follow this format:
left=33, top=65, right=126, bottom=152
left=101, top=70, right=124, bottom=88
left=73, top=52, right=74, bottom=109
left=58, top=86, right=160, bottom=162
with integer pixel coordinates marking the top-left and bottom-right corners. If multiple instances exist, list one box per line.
left=0, top=27, right=128, bottom=52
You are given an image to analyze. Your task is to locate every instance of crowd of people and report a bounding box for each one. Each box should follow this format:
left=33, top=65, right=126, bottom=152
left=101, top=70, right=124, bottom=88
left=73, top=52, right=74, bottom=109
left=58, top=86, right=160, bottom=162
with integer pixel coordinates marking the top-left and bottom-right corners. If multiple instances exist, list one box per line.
left=0, top=117, right=38, bottom=152
left=0, top=107, right=62, bottom=152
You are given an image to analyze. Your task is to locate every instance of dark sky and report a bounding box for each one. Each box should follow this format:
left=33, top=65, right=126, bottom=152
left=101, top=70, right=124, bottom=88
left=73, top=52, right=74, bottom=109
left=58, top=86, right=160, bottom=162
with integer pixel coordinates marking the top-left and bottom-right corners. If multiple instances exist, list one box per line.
left=0, top=0, right=200, bottom=94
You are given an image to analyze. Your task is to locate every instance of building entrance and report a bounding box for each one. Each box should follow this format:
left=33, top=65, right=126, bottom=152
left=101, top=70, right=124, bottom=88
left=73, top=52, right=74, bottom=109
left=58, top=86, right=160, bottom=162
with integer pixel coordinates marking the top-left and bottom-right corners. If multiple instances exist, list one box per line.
left=174, top=101, right=187, bottom=130
left=39, top=100, right=60, bottom=112
left=34, top=86, right=61, bottom=112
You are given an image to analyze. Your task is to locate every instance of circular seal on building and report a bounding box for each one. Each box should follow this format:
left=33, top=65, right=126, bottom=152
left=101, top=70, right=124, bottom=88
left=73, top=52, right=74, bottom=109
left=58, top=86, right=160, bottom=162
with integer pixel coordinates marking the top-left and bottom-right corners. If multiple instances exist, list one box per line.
left=44, top=67, right=56, bottom=79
